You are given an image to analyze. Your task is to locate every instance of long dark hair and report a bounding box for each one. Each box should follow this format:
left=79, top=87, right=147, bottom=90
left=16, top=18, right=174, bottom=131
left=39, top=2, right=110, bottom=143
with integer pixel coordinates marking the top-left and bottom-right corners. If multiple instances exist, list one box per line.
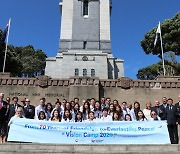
left=82, top=101, right=90, bottom=114
left=38, top=111, right=46, bottom=120
left=51, top=109, right=61, bottom=122
left=63, top=109, right=72, bottom=121
left=125, top=114, right=132, bottom=121
left=137, top=110, right=147, bottom=121
left=134, top=101, right=140, bottom=119
left=94, top=101, right=101, bottom=111
left=112, top=111, right=121, bottom=121
left=45, top=103, right=53, bottom=113
left=75, top=111, right=83, bottom=122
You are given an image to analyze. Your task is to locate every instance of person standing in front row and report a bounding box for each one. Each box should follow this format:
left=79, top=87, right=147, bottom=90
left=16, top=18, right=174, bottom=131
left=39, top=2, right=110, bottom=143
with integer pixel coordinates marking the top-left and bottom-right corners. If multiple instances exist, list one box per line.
left=175, top=95, right=180, bottom=144
left=165, top=98, right=178, bottom=144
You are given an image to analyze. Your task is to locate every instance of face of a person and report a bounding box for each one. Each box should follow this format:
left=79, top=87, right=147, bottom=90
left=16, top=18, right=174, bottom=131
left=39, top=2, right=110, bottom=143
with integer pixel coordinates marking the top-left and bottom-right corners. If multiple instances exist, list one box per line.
left=40, top=100, right=45, bottom=106
left=74, top=99, right=79, bottom=103
left=162, top=97, right=167, bottom=104
left=25, top=99, right=30, bottom=105
left=82, top=100, right=86, bottom=105
left=84, top=103, right=88, bottom=109
left=113, top=101, right=118, bottom=107
left=138, top=112, right=143, bottom=118
left=178, top=96, right=180, bottom=102
left=122, top=103, right=127, bottom=109
left=40, top=113, right=45, bottom=119
left=0, top=94, right=4, bottom=100
left=110, top=105, right=114, bottom=111
left=106, top=98, right=111, bottom=103
left=114, top=113, right=118, bottom=120
left=54, top=111, right=59, bottom=117
left=155, top=101, right=160, bottom=106
left=71, top=102, right=75, bottom=107
left=146, top=103, right=151, bottom=109
left=66, top=103, right=71, bottom=109
left=134, top=103, right=139, bottom=109
left=168, top=100, right=173, bottom=106
left=103, top=110, right=108, bottom=117
left=151, top=111, right=157, bottom=118
left=125, top=115, right=131, bottom=121
left=101, top=98, right=105, bottom=103
left=90, top=99, right=95, bottom=105
left=65, top=110, right=70, bottom=117
left=55, top=103, right=60, bottom=109
left=13, top=98, right=18, bottom=104
left=116, top=106, right=120, bottom=111
left=89, top=113, right=94, bottom=120
left=6, top=97, right=10, bottom=102
left=74, top=104, right=79, bottom=110
left=77, top=113, right=81, bottom=120
left=95, top=102, right=100, bottom=109
left=47, top=104, right=52, bottom=110
left=16, top=109, right=23, bottom=117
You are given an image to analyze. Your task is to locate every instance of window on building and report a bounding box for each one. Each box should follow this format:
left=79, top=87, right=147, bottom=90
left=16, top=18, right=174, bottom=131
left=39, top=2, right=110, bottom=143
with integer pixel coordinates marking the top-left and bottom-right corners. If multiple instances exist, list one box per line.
left=83, top=69, right=87, bottom=77
left=83, top=0, right=89, bottom=16
left=83, top=41, right=87, bottom=49
left=75, top=69, right=79, bottom=76
left=91, top=69, right=95, bottom=77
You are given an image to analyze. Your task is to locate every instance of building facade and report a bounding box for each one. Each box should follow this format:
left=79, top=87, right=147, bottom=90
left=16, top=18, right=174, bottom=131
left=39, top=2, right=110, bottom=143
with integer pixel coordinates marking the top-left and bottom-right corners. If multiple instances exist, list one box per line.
left=45, top=0, right=124, bottom=79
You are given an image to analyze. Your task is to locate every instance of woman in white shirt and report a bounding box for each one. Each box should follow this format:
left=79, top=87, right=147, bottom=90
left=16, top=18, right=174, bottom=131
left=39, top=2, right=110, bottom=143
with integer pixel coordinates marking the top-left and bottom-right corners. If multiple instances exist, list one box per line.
left=101, top=108, right=112, bottom=122
left=136, top=110, right=147, bottom=121
left=85, top=111, right=96, bottom=122
left=61, top=109, right=73, bottom=122
left=143, top=102, right=152, bottom=120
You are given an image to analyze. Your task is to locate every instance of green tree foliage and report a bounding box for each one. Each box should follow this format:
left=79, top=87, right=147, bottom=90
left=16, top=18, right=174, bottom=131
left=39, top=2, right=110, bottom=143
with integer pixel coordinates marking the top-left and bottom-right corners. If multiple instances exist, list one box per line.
left=0, top=29, right=47, bottom=77
left=138, top=13, right=180, bottom=80
left=141, top=12, right=180, bottom=56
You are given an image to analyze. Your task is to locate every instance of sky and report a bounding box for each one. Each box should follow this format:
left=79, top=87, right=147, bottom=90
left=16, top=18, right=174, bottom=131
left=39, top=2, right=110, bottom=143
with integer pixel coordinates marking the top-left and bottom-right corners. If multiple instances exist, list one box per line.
left=0, top=0, right=179, bottom=79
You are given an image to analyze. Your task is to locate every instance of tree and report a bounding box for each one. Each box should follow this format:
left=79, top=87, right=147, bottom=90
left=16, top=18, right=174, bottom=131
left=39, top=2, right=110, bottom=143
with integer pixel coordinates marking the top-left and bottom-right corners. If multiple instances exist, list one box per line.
left=141, top=12, right=180, bottom=56
left=138, top=12, right=180, bottom=80
left=0, top=29, right=47, bottom=77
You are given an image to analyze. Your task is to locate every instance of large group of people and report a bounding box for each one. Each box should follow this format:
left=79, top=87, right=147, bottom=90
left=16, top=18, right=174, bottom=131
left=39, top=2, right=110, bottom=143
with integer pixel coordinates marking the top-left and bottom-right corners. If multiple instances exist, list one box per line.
left=0, top=92, right=180, bottom=144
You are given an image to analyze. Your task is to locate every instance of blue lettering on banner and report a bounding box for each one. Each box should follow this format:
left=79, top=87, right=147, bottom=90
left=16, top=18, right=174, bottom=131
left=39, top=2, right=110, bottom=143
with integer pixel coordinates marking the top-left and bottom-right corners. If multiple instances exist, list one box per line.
left=8, top=119, right=170, bottom=144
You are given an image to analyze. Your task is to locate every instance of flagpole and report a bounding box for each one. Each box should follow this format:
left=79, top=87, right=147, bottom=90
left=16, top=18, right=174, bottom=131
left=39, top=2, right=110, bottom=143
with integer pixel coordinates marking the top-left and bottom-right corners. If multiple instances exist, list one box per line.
left=159, top=22, right=166, bottom=76
left=2, top=18, right=11, bottom=73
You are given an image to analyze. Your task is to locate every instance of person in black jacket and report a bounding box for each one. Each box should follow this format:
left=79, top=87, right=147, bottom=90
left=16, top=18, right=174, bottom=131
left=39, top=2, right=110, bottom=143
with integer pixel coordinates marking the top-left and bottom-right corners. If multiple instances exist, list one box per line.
left=0, top=93, right=8, bottom=143
left=165, top=98, right=178, bottom=144
left=7, top=97, right=22, bottom=122
left=175, top=95, right=180, bottom=124
left=159, top=97, right=168, bottom=120
left=23, top=98, right=35, bottom=119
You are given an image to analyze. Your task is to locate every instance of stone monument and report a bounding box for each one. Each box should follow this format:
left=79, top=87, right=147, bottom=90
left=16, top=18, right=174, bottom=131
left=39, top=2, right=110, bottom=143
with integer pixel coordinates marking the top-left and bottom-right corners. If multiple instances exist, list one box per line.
left=45, top=0, right=124, bottom=79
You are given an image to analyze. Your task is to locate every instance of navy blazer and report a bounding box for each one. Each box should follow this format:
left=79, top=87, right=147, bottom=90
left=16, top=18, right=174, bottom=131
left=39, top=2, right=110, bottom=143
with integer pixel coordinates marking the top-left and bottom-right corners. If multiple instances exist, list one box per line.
left=165, top=105, right=177, bottom=125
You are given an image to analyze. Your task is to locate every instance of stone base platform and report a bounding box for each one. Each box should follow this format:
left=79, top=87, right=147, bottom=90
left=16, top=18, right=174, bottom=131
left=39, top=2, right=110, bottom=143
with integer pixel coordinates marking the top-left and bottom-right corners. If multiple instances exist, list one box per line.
left=0, top=143, right=179, bottom=154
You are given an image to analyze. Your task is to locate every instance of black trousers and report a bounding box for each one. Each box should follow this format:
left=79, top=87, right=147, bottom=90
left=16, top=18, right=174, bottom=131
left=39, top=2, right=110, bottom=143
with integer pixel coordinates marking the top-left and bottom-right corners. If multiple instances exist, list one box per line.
left=168, top=124, right=179, bottom=144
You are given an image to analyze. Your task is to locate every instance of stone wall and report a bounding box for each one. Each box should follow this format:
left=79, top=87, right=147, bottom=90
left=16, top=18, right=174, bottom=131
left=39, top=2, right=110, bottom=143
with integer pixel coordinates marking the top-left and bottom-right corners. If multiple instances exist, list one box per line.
left=0, top=75, right=179, bottom=107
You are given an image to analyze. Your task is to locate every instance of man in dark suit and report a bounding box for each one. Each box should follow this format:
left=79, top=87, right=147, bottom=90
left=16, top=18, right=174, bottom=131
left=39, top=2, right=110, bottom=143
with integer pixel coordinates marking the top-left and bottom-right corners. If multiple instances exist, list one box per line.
left=159, top=97, right=168, bottom=120
left=151, top=100, right=161, bottom=116
left=8, top=97, right=22, bottom=122
left=23, top=98, right=35, bottom=119
left=165, top=98, right=178, bottom=144
left=0, top=93, right=8, bottom=142
left=175, top=95, right=180, bottom=124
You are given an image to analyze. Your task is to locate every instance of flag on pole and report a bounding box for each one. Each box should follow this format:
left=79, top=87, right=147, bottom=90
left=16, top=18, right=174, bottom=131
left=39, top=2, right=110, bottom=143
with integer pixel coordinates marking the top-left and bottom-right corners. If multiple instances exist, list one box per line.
left=154, top=22, right=161, bottom=46
left=0, top=19, right=10, bottom=44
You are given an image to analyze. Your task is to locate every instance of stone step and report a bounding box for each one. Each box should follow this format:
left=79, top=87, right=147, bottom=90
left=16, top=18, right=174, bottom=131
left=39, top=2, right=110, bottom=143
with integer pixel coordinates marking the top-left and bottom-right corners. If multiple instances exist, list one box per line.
left=0, top=143, right=180, bottom=154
